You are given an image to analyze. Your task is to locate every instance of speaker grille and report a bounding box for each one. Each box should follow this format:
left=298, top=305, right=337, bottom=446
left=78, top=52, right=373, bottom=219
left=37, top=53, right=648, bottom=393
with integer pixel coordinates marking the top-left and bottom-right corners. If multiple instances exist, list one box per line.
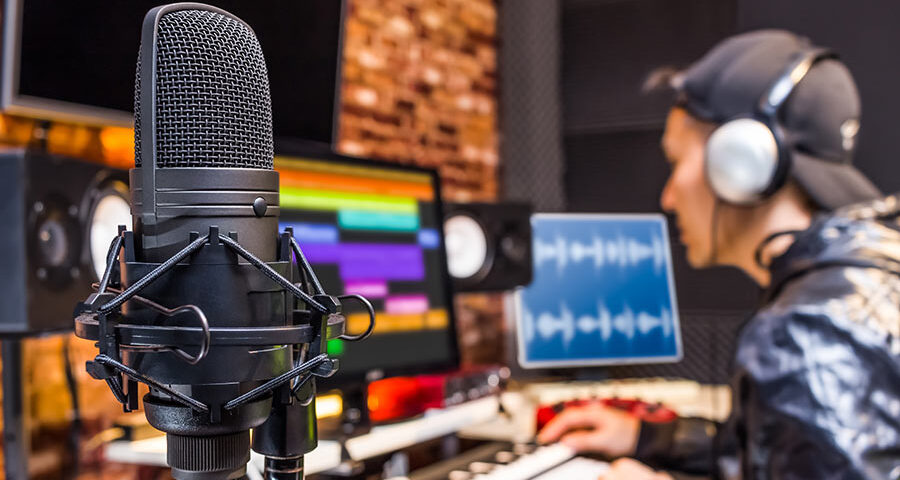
left=134, top=8, right=273, bottom=170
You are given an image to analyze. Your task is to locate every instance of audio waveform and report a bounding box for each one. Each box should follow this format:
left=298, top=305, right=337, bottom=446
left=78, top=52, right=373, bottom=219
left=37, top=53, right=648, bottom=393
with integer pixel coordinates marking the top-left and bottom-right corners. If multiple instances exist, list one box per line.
left=533, top=232, right=666, bottom=274
left=522, top=302, right=673, bottom=349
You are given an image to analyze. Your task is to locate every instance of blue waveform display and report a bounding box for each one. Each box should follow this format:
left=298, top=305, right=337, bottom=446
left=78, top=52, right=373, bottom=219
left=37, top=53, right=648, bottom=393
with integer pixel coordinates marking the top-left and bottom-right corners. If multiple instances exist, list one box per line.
left=516, top=214, right=682, bottom=368
left=534, top=231, right=666, bottom=273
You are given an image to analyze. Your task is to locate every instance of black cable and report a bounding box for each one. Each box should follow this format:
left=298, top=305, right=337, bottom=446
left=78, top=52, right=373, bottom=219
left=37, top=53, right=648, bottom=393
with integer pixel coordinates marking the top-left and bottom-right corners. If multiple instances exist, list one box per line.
left=219, top=234, right=328, bottom=314
left=93, top=355, right=209, bottom=413
left=709, top=199, right=721, bottom=265
left=290, top=236, right=324, bottom=295
left=753, top=230, right=804, bottom=269
left=97, top=234, right=124, bottom=294
left=223, top=354, right=331, bottom=410
left=100, top=233, right=210, bottom=313
left=62, top=336, right=81, bottom=480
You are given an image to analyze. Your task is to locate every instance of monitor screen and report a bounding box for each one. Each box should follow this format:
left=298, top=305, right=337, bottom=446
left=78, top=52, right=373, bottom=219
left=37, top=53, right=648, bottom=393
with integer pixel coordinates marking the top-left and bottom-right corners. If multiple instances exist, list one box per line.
left=275, top=154, right=458, bottom=381
left=515, top=213, right=682, bottom=368
left=6, top=0, right=342, bottom=144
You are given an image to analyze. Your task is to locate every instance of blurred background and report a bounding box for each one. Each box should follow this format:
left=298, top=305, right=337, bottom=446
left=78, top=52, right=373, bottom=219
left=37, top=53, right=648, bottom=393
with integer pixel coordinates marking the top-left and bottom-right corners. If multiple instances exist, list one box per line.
left=1, top=0, right=899, bottom=478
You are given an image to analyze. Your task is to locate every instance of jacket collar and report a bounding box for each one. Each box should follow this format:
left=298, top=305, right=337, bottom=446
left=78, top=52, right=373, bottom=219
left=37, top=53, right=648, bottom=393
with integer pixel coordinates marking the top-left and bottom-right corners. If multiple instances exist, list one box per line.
left=765, top=195, right=900, bottom=302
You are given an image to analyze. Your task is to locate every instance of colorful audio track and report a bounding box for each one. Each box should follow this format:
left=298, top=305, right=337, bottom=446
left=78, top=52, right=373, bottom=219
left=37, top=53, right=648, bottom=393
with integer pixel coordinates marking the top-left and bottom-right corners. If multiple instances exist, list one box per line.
left=275, top=157, right=452, bottom=364
left=516, top=214, right=682, bottom=367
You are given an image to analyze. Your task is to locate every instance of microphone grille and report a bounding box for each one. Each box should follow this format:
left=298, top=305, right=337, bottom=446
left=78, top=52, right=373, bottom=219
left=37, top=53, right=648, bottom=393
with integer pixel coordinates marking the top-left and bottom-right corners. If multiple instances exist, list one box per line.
left=134, top=8, right=273, bottom=169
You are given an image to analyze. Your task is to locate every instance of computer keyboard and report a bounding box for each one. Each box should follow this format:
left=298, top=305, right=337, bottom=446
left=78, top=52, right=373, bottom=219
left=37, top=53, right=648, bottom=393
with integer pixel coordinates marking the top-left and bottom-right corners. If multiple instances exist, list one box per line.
left=400, top=442, right=608, bottom=480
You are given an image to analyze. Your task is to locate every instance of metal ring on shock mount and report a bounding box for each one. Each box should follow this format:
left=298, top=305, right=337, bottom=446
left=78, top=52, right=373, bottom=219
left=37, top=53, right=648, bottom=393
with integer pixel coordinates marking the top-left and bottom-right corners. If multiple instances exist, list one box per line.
left=77, top=227, right=360, bottom=416
left=337, top=294, right=376, bottom=341
left=92, top=284, right=211, bottom=365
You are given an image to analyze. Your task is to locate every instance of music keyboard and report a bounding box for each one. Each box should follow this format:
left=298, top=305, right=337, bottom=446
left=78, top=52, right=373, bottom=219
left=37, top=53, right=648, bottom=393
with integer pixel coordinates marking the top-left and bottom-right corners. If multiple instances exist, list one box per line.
left=398, top=442, right=608, bottom=480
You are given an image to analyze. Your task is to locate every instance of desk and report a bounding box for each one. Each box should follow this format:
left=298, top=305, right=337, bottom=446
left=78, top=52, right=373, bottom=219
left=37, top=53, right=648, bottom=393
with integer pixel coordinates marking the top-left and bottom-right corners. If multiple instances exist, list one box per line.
left=344, top=396, right=500, bottom=460
left=106, top=436, right=344, bottom=476
left=103, top=380, right=727, bottom=475
left=104, top=395, right=502, bottom=474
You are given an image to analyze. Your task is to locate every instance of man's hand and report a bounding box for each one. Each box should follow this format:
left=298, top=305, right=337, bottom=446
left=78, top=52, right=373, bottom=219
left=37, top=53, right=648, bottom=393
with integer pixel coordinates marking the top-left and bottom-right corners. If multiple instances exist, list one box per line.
left=600, top=458, right=673, bottom=480
left=536, top=403, right=640, bottom=457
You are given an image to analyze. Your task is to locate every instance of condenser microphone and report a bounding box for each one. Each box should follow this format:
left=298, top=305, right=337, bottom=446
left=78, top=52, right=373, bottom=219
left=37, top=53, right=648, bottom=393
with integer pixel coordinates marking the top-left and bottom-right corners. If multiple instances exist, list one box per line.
left=130, top=4, right=280, bottom=478
left=132, top=2, right=278, bottom=263
left=74, top=4, right=372, bottom=480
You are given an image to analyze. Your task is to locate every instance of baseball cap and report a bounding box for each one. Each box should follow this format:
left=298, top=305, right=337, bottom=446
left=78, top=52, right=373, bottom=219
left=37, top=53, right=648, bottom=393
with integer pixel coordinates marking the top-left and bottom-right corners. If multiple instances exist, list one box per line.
left=671, top=30, right=881, bottom=210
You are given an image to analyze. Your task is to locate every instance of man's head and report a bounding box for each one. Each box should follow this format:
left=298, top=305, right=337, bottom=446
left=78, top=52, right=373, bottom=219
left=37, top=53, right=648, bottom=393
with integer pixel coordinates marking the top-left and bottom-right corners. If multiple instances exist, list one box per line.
left=658, top=30, right=881, bottom=269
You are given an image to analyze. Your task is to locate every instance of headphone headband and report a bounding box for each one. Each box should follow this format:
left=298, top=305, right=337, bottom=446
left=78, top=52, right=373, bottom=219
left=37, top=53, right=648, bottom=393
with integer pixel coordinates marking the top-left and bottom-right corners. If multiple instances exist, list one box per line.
left=757, top=48, right=837, bottom=119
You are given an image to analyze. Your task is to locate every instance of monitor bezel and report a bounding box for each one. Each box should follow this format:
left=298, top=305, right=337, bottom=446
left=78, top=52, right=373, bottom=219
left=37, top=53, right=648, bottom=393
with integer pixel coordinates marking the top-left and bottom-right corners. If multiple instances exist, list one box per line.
left=1, top=0, right=346, bottom=142
left=273, top=146, right=462, bottom=387
left=1, top=0, right=134, bottom=126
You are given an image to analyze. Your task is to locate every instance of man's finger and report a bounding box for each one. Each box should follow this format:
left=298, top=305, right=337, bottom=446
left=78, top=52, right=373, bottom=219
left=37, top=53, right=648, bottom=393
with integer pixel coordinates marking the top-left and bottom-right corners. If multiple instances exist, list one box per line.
left=558, top=430, right=602, bottom=453
left=599, top=458, right=660, bottom=480
left=537, top=408, right=598, bottom=443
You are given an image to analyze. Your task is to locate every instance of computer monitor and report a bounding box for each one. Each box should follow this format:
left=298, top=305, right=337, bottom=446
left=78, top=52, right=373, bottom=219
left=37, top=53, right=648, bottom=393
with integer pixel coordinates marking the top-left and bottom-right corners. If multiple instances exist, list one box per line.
left=4, top=0, right=344, bottom=145
left=515, top=213, right=682, bottom=368
left=275, top=153, right=459, bottom=384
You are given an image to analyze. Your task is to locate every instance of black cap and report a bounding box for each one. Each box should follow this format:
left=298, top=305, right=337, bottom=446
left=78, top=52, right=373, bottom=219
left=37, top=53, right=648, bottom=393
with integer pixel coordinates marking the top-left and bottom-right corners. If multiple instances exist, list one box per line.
left=674, top=30, right=881, bottom=210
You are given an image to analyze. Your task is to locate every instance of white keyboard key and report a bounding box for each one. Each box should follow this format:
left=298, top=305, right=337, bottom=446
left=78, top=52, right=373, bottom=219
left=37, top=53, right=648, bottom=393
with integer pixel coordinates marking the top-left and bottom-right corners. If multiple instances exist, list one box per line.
left=477, top=444, right=576, bottom=480
left=533, top=457, right=609, bottom=480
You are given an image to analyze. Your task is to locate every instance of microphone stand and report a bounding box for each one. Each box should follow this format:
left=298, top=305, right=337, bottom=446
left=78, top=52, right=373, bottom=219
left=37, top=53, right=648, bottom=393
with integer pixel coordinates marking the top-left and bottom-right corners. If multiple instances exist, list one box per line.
left=2, top=338, right=29, bottom=480
left=255, top=392, right=316, bottom=480
left=253, top=293, right=334, bottom=480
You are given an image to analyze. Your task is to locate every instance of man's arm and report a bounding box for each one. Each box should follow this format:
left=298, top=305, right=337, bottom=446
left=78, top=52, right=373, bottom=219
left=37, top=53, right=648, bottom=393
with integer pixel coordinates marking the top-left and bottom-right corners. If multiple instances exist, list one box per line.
left=537, top=402, right=733, bottom=479
left=634, top=417, right=723, bottom=477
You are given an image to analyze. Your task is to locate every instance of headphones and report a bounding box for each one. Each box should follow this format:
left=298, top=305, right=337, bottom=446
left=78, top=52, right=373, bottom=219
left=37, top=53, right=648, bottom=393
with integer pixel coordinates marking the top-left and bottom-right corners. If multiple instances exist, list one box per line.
left=704, top=48, right=837, bottom=205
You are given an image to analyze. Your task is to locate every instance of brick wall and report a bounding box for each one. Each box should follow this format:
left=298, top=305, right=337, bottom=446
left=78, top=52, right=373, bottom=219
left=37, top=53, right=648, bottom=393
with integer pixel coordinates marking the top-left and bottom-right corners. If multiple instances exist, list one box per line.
left=337, top=0, right=504, bottom=367
left=337, top=0, right=499, bottom=202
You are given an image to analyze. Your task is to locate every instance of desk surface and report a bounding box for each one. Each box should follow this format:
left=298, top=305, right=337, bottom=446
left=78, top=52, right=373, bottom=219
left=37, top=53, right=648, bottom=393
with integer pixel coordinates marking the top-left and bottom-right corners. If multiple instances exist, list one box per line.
left=104, top=379, right=729, bottom=474
left=105, top=396, right=502, bottom=473
left=106, top=437, right=344, bottom=475
left=344, top=396, right=500, bottom=460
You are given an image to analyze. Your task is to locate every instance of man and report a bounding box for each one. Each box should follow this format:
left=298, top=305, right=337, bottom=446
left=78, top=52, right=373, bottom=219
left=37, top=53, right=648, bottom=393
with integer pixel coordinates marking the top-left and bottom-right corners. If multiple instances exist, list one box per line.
left=538, top=30, right=900, bottom=479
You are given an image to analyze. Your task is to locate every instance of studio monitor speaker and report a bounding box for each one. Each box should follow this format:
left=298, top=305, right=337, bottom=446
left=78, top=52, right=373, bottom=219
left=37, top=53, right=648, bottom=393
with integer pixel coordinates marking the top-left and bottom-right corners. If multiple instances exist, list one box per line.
left=443, top=202, right=533, bottom=292
left=0, top=149, right=130, bottom=335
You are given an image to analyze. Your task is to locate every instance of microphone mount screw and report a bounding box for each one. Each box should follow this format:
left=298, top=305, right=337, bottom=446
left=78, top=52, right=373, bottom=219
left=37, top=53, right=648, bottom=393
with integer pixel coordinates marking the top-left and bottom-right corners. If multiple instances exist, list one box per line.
left=252, top=196, right=267, bottom=217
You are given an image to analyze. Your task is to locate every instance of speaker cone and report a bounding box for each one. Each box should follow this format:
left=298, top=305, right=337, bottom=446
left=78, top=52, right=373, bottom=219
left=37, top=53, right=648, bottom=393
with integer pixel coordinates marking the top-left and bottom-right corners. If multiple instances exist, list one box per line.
left=88, top=184, right=131, bottom=280
left=444, top=214, right=490, bottom=281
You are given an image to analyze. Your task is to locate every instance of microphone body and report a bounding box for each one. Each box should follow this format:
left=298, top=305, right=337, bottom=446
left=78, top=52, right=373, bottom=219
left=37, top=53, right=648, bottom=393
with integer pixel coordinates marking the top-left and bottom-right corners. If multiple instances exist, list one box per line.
left=131, top=5, right=292, bottom=478
left=73, top=4, right=358, bottom=479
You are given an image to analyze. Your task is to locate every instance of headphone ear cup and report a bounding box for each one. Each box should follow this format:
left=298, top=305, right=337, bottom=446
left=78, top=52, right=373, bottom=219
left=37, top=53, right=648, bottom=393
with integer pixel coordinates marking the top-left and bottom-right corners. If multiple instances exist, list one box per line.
left=705, top=118, right=781, bottom=205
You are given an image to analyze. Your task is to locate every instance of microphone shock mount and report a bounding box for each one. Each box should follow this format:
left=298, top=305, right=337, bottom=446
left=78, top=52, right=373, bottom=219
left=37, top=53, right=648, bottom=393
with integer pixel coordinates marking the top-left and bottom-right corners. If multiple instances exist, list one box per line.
left=74, top=225, right=373, bottom=479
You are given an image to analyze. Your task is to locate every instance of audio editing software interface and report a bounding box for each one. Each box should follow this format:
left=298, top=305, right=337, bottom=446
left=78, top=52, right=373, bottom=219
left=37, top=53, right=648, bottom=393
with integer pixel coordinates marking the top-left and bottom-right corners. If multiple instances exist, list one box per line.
left=516, top=214, right=682, bottom=367
left=275, top=156, right=456, bottom=378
